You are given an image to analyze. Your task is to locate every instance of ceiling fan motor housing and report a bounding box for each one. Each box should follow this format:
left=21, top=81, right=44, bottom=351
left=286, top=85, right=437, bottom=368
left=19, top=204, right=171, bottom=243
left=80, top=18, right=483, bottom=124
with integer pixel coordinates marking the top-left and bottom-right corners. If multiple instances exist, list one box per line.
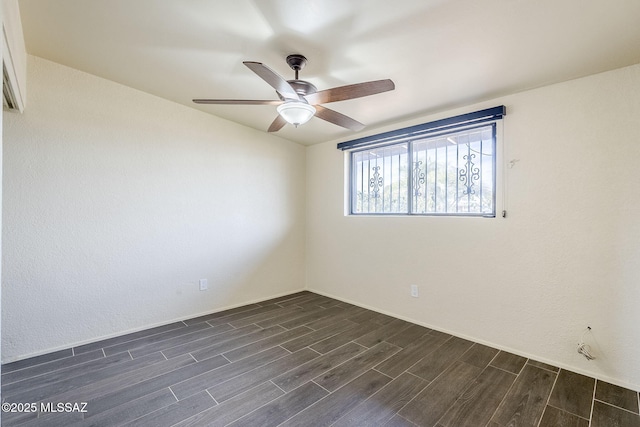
left=277, top=80, right=317, bottom=101
left=286, top=54, right=307, bottom=71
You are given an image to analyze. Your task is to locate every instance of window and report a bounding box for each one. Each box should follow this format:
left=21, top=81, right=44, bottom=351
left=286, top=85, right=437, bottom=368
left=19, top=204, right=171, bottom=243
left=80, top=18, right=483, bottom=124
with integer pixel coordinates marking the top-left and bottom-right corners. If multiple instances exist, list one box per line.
left=352, top=144, right=408, bottom=214
left=339, top=106, right=505, bottom=217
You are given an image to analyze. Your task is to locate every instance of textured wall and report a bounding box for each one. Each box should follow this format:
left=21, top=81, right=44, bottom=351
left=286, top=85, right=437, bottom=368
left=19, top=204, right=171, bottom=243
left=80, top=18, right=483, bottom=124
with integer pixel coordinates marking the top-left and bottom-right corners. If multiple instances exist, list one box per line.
left=1, top=56, right=306, bottom=361
left=306, top=63, right=640, bottom=391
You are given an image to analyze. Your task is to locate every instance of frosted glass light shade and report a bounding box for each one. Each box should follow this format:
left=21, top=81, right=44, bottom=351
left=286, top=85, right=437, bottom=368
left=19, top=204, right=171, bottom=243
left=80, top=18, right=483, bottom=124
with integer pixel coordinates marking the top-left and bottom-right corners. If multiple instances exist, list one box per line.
left=277, top=101, right=316, bottom=127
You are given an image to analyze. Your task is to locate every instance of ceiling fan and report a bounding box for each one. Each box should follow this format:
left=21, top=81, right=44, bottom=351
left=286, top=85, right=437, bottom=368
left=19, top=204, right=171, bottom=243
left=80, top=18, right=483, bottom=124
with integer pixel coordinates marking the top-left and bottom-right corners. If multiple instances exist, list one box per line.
left=193, top=54, right=395, bottom=132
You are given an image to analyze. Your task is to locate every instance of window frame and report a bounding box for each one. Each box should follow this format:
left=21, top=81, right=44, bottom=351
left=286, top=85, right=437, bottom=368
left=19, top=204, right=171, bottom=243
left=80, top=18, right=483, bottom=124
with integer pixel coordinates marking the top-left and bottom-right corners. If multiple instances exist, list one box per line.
left=340, top=106, right=505, bottom=218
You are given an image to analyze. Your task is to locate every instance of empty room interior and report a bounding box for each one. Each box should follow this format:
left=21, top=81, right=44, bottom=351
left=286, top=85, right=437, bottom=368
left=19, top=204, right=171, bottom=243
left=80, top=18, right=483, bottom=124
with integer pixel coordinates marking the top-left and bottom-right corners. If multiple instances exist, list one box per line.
left=1, top=1, right=640, bottom=426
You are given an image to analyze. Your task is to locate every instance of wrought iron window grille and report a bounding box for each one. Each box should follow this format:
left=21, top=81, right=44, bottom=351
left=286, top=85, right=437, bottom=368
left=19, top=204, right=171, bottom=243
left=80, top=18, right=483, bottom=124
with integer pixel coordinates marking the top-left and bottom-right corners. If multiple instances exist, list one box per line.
left=340, top=106, right=505, bottom=217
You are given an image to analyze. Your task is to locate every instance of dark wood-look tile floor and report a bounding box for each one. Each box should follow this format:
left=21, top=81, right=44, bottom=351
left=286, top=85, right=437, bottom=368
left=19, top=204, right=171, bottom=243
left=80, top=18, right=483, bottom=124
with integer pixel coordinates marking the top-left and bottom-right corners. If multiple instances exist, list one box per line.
left=2, top=291, right=639, bottom=427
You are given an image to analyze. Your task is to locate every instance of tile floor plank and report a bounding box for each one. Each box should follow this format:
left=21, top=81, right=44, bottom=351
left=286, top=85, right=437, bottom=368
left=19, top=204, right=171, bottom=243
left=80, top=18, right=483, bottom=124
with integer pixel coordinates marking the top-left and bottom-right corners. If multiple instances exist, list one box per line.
left=407, top=336, right=474, bottom=382
left=314, top=341, right=401, bottom=392
left=256, top=291, right=310, bottom=305
left=5, top=351, right=164, bottom=403
left=276, top=294, right=326, bottom=307
left=354, top=318, right=413, bottom=348
left=50, top=354, right=196, bottom=405
left=332, top=372, right=428, bottom=427
left=17, top=410, right=81, bottom=427
left=438, top=366, right=516, bottom=427
left=385, top=324, right=432, bottom=348
left=310, top=321, right=382, bottom=354
left=1, top=349, right=74, bottom=374
left=128, top=323, right=234, bottom=358
left=102, top=322, right=212, bottom=356
left=384, top=414, right=418, bottom=426
left=490, top=351, right=527, bottom=374
left=182, top=304, right=262, bottom=325
left=459, top=343, right=500, bottom=369
left=294, top=295, right=336, bottom=309
left=304, top=307, right=368, bottom=330
left=280, top=320, right=357, bottom=353
left=84, top=355, right=228, bottom=417
left=279, top=306, right=345, bottom=330
left=70, top=388, right=177, bottom=427
left=317, top=298, right=344, bottom=309
left=2, top=350, right=105, bottom=385
left=254, top=306, right=326, bottom=329
left=160, top=324, right=260, bottom=359
left=548, top=369, right=596, bottom=419
left=222, top=326, right=313, bottom=362
left=205, top=304, right=284, bottom=327
left=399, top=361, right=483, bottom=427
left=490, top=364, right=557, bottom=427
left=538, top=405, right=590, bottom=427
left=273, top=342, right=367, bottom=392
left=280, top=370, right=392, bottom=427
left=428, top=329, right=453, bottom=341
left=375, top=332, right=448, bottom=378
left=189, top=325, right=286, bottom=361
left=3, top=351, right=132, bottom=398
left=171, top=346, right=288, bottom=400
left=228, top=304, right=305, bottom=328
left=226, top=381, right=328, bottom=427
left=123, top=391, right=216, bottom=427
left=591, top=400, right=640, bottom=427
left=595, top=380, right=639, bottom=413
left=73, top=322, right=187, bottom=355
left=208, top=348, right=319, bottom=402
left=172, top=382, right=284, bottom=427
left=527, top=359, right=560, bottom=372
left=0, top=409, right=38, bottom=427
left=348, top=310, right=392, bottom=326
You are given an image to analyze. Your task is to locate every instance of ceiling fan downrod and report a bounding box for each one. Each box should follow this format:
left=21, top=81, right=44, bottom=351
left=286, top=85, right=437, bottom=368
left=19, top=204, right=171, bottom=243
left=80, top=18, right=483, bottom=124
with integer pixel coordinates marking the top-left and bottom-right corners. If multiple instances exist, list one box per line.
left=286, top=54, right=307, bottom=80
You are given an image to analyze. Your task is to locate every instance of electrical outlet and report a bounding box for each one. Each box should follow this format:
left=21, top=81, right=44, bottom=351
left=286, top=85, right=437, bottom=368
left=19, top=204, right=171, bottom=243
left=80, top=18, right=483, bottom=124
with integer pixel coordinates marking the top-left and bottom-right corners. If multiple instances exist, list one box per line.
left=199, top=279, right=208, bottom=291
left=410, top=285, right=419, bottom=298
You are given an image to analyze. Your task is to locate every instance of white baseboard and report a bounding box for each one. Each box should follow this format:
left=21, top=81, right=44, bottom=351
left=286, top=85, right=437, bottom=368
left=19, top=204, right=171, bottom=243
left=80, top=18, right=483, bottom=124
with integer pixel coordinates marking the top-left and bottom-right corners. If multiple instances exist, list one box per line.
left=307, top=287, right=640, bottom=393
left=2, top=288, right=308, bottom=364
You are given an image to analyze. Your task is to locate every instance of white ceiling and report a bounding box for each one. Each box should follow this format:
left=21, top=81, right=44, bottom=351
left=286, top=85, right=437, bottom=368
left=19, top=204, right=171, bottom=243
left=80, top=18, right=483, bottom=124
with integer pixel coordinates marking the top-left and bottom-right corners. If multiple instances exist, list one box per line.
left=17, top=0, right=640, bottom=145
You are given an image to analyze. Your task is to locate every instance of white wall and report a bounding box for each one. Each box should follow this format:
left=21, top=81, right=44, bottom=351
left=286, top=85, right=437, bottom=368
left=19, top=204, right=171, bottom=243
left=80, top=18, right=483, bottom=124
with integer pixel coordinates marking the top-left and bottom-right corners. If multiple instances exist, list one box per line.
left=1, top=56, right=306, bottom=361
left=306, top=63, right=640, bottom=391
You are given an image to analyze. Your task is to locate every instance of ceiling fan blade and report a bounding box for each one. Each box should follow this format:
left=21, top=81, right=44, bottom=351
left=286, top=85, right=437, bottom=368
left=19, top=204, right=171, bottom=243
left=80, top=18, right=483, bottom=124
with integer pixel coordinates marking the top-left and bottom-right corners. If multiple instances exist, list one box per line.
left=243, top=61, right=300, bottom=101
left=193, top=99, right=282, bottom=105
left=314, top=105, right=365, bottom=131
left=267, top=115, right=287, bottom=133
left=305, top=79, right=395, bottom=105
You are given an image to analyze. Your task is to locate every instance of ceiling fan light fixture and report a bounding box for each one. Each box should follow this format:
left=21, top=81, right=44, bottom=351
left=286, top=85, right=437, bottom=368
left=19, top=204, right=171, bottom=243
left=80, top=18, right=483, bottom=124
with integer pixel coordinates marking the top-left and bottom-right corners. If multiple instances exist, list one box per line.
left=276, top=101, right=316, bottom=127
